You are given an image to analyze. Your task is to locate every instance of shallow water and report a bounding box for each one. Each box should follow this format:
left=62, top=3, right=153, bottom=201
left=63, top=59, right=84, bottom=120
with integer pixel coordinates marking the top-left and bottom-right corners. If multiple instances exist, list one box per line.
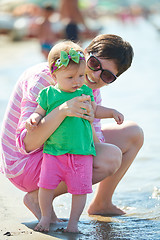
left=1, top=17, right=160, bottom=239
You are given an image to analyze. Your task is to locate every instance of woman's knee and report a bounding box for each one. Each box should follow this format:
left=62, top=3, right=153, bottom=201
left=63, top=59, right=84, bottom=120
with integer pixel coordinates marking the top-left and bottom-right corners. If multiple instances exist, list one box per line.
left=94, top=143, right=122, bottom=176
left=107, top=145, right=122, bottom=175
left=125, top=121, right=144, bottom=149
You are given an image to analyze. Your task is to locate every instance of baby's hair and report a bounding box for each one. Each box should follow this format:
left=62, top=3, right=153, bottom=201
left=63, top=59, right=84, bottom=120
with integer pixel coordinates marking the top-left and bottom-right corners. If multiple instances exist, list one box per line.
left=48, top=40, right=84, bottom=74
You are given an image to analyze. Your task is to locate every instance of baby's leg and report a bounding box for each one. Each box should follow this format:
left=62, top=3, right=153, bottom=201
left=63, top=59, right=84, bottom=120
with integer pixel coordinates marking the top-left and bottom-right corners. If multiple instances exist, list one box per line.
left=66, top=194, right=87, bottom=233
left=34, top=188, right=55, bottom=232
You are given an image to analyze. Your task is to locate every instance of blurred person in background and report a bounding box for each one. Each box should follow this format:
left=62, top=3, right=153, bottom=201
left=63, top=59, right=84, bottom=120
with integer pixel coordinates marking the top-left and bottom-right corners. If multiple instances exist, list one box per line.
left=59, top=0, right=98, bottom=41
left=36, top=4, right=60, bottom=59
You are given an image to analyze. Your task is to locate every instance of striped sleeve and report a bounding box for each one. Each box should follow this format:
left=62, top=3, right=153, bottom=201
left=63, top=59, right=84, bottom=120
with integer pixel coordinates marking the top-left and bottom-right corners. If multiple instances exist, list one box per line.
left=0, top=63, right=53, bottom=177
left=16, top=70, right=52, bottom=153
left=92, top=89, right=105, bottom=143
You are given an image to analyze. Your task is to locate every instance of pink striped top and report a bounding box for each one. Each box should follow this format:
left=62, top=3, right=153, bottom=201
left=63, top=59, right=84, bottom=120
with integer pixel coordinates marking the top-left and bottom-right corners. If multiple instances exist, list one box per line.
left=0, top=62, right=104, bottom=178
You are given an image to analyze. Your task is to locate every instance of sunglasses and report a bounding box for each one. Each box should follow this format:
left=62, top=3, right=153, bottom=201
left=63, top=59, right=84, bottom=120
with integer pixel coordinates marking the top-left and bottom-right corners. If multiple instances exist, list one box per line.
left=87, top=55, right=117, bottom=84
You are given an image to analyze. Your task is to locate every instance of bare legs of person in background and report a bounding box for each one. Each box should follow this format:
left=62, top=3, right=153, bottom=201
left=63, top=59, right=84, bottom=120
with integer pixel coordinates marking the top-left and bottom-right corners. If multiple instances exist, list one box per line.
left=24, top=121, right=144, bottom=219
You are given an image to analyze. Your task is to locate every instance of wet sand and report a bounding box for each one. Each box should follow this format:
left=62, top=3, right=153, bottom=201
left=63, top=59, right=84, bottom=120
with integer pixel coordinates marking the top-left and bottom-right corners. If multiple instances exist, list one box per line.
left=0, top=171, right=127, bottom=240
left=0, top=174, right=71, bottom=240
left=0, top=173, right=112, bottom=240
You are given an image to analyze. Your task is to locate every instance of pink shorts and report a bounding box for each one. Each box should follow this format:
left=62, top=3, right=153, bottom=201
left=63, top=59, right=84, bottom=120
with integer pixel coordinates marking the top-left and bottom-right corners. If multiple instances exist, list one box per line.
left=9, top=151, right=42, bottom=192
left=38, top=153, right=93, bottom=195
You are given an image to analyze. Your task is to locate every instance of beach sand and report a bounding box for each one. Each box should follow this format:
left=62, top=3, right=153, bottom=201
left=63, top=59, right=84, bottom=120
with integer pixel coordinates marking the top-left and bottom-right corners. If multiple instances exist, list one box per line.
left=0, top=172, right=97, bottom=240
left=0, top=174, right=68, bottom=240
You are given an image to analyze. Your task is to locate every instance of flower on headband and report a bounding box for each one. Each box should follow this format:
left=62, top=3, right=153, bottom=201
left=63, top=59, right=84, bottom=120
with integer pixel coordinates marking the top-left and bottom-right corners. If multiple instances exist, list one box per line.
left=78, top=51, right=84, bottom=58
left=51, top=48, right=85, bottom=73
left=56, top=59, right=61, bottom=65
left=60, top=49, right=80, bottom=67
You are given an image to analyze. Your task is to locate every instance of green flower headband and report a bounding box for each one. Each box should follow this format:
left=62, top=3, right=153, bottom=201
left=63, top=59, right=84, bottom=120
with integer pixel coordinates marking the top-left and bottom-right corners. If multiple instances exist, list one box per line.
left=51, top=48, right=85, bottom=73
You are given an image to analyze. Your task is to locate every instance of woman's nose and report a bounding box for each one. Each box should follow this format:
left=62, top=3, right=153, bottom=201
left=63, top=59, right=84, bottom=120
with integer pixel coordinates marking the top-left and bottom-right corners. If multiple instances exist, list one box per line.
left=94, top=70, right=101, bottom=79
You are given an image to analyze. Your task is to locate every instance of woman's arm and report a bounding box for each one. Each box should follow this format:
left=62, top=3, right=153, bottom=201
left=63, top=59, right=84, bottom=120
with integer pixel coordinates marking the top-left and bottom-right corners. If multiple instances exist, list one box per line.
left=24, top=95, right=93, bottom=152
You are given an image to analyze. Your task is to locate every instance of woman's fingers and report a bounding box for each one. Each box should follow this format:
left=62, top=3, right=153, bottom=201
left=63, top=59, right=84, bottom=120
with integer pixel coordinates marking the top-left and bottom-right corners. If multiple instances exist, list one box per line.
left=76, top=96, right=92, bottom=113
left=61, top=95, right=93, bottom=118
left=74, top=112, right=93, bottom=122
left=77, top=94, right=91, bottom=102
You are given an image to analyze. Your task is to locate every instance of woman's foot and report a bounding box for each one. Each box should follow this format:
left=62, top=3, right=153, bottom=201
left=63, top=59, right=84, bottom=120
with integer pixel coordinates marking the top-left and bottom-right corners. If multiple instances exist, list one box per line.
left=50, top=207, right=63, bottom=223
left=24, top=191, right=41, bottom=220
left=87, top=202, right=125, bottom=216
left=24, top=192, right=62, bottom=223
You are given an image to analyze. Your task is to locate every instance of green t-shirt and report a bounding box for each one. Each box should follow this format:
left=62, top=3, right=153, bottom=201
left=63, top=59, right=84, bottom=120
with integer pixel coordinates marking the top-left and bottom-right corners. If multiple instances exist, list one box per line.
left=37, top=84, right=96, bottom=156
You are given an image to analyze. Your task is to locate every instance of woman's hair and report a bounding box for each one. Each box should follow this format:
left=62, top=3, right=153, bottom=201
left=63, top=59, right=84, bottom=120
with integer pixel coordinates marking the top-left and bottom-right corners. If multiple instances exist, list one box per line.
left=86, top=34, right=134, bottom=77
left=48, top=40, right=84, bottom=73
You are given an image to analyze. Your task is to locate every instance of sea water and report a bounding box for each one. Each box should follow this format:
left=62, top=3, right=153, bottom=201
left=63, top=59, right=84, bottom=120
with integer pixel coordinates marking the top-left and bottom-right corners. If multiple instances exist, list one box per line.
left=0, top=16, right=160, bottom=239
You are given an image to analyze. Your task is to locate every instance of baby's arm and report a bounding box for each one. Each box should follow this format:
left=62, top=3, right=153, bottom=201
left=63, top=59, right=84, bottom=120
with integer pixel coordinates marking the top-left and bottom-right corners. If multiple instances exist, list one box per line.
left=25, top=105, right=46, bottom=131
left=91, top=102, right=124, bottom=125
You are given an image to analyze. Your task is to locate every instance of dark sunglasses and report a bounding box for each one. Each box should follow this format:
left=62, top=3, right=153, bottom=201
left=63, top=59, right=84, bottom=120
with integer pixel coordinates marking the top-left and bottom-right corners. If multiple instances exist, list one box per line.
left=87, top=55, right=117, bottom=84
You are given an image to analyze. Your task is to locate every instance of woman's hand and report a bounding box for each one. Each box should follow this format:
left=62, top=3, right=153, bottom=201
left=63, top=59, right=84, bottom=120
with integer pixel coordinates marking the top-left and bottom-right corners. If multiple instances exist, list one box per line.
left=60, top=95, right=94, bottom=122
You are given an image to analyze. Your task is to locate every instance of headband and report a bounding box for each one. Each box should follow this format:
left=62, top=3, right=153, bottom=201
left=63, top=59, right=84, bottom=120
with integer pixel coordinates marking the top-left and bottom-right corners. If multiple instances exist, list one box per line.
left=51, top=48, right=85, bottom=73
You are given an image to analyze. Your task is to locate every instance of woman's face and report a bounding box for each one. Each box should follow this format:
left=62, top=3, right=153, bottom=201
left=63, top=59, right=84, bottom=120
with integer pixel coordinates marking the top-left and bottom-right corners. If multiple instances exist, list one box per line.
left=84, top=53, right=118, bottom=90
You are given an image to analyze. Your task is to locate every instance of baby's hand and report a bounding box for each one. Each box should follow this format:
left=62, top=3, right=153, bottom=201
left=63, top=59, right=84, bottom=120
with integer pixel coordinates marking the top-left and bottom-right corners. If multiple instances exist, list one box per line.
left=25, top=118, right=38, bottom=131
left=25, top=113, right=42, bottom=131
left=112, top=110, right=124, bottom=125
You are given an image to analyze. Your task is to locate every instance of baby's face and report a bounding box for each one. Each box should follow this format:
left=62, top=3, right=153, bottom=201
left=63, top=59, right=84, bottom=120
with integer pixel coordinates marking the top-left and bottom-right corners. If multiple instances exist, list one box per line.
left=55, top=61, right=86, bottom=92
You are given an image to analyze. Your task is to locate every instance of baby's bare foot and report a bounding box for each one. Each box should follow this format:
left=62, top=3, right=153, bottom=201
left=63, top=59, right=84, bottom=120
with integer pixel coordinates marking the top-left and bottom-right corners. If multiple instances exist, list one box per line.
left=34, top=217, right=50, bottom=232
left=64, top=228, right=80, bottom=233
left=65, top=223, right=79, bottom=233
left=24, top=192, right=61, bottom=224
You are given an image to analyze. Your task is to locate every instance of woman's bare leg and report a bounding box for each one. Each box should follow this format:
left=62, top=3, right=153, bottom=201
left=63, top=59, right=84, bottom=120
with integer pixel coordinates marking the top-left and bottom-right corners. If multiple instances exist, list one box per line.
left=24, top=190, right=41, bottom=220
left=88, top=121, right=144, bottom=216
left=92, top=142, right=122, bottom=185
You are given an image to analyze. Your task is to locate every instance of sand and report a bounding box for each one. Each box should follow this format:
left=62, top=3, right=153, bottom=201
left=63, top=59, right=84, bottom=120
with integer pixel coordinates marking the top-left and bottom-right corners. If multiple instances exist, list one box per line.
left=0, top=174, right=68, bottom=240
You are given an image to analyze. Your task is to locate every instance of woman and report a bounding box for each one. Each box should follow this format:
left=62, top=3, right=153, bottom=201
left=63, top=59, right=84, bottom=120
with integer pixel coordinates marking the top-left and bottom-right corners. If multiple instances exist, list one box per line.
left=0, top=34, right=144, bottom=221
